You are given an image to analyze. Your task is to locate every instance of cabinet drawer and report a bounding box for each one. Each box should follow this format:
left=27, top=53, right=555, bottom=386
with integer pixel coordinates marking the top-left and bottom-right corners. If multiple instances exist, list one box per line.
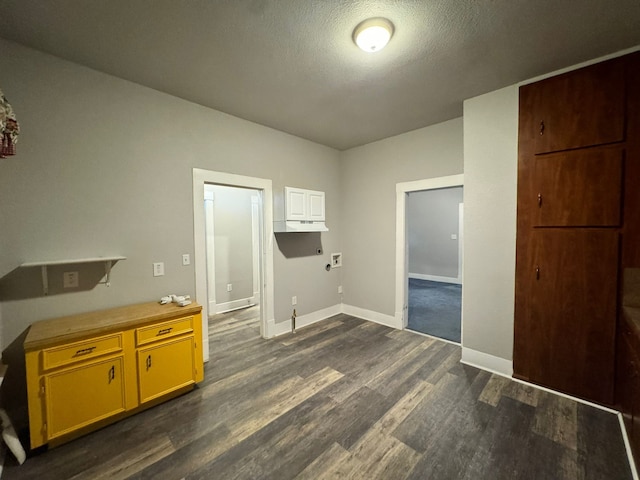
left=42, top=334, right=123, bottom=371
left=136, top=316, right=194, bottom=346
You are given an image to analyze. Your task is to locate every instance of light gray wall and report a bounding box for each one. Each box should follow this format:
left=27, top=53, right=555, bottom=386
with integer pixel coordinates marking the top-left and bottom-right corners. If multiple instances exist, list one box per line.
left=462, top=86, right=518, bottom=361
left=0, top=39, right=342, bottom=348
left=407, top=187, right=463, bottom=279
left=339, top=118, right=464, bottom=316
left=209, top=185, right=255, bottom=304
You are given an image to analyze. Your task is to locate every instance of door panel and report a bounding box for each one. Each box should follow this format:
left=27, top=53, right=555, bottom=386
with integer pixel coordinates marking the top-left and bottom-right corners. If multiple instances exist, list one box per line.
left=533, top=148, right=623, bottom=226
left=527, top=229, right=618, bottom=404
left=528, top=59, right=625, bottom=154
left=46, top=356, right=125, bottom=439
left=138, top=336, right=195, bottom=404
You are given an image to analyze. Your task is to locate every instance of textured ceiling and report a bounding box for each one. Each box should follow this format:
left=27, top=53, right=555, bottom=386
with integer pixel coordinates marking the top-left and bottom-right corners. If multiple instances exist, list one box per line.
left=1, top=1, right=640, bottom=150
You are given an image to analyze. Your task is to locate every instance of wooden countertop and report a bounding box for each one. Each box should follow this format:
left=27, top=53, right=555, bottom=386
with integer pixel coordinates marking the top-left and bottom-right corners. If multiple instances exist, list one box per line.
left=24, top=301, right=202, bottom=351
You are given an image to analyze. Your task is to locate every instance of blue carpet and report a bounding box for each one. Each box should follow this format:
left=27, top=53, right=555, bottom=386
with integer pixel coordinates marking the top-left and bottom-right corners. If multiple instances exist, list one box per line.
left=408, top=278, right=461, bottom=343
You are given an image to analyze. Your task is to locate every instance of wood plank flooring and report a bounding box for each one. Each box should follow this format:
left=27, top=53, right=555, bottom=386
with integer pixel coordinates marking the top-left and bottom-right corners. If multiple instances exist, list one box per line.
left=3, top=307, right=632, bottom=479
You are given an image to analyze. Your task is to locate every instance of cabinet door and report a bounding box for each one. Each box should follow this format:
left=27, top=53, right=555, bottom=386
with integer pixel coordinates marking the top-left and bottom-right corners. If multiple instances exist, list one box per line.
left=46, top=356, right=125, bottom=440
left=532, top=148, right=623, bottom=226
left=307, top=191, right=325, bottom=221
left=525, top=229, right=618, bottom=404
left=525, top=58, right=625, bottom=154
left=137, top=336, right=195, bottom=404
left=285, top=187, right=307, bottom=221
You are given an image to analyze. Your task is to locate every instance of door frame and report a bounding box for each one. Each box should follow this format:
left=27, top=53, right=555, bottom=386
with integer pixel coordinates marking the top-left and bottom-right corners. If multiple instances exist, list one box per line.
left=193, top=168, right=275, bottom=362
left=395, top=174, right=464, bottom=336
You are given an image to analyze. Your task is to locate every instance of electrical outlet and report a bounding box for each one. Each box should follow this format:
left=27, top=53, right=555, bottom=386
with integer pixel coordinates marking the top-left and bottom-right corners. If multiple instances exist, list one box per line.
left=338, top=285, right=343, bottom=294
left=227, top=283, right=233, bottom=292
left=451, top=234, right=458, bottom=240
left=182, top=254, right=190, bottom=266
left=63, top=271, right=79, bottom=288
left=153, top=262, right=165, bottom=277
left=292, top=296, right=297, bottom=305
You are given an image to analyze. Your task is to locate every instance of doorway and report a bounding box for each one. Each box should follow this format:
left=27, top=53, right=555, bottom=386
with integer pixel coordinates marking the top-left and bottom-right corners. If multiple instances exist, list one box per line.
left=192, top=169, right=275, bottom=363
left=406, top=187, right=463, bottom=343
left=204, top=184, right=262, bottom=342
left=204, top=185, right=261, bottom=314
left=395, top=174, right=464, bottom=344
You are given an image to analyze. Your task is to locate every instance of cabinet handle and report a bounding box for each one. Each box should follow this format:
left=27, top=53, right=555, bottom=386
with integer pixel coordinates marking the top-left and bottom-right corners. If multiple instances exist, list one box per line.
left=536, top=265, right=540, bottom=280
left=108, top=365, right=115, bottom=383
left=539, top=121, right=545, bottom=136
left=537, top=193, right=542, bottom=207
left=146, top=355, right=152, bottom=371
left=75, top=346, right=96, bottom=357
left=157, top=327, right=173, bottom=336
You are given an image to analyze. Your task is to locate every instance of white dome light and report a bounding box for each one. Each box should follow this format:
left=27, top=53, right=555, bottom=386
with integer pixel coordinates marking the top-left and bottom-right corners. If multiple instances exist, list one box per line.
left=353, top=18, right=394, bottom=53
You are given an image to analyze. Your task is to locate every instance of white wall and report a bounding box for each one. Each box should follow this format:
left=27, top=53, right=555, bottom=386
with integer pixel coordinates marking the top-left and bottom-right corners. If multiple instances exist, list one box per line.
left=408, top=187, right=463, bottom=280
left=462, top=86, right=519, bottom=363
left=340, top=118, right=464, bottom=317
left=0, top=39, right=342, bottom=348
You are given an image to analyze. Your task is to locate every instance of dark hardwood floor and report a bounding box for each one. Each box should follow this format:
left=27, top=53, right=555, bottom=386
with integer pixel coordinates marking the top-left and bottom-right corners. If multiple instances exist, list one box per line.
left=3, top=308, right=632, bottom=479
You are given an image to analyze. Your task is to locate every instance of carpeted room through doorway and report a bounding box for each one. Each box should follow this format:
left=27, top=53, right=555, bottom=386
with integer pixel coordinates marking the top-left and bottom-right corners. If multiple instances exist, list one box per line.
left=407, top=278, right=461, bottom=343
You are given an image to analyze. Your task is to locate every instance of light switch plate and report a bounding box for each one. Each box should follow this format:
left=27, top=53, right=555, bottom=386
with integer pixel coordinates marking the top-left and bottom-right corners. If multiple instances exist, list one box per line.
left=153, top=262, right=165, bottom=277
left=182, top=254, right=190, bottom=266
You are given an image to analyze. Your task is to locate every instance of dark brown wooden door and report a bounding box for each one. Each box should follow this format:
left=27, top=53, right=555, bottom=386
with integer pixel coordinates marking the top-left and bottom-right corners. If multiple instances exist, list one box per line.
left=528, top=59, right=625, bottom=154
left=532, top=147, right=624, bottom=226
left=525, top=229, right=618, bottom=404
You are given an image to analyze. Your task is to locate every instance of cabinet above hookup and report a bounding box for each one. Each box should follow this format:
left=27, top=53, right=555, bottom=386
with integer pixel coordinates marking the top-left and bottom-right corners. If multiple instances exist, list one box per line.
left=274, top=187, right=328, bottom=232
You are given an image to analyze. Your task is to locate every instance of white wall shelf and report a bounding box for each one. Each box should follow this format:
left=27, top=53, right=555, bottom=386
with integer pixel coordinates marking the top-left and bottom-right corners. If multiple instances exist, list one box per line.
left=21, top=256, right=126, bottom=295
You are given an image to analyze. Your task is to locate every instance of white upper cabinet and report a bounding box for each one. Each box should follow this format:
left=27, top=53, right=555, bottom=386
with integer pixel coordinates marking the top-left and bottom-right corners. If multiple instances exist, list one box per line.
left=307, top=190, right=325, bottom=221
left=286, top=187, right=325, bottom=222
left=285, top=187, right=308, bottom=221
left=275, top=187, right=328, bottom=232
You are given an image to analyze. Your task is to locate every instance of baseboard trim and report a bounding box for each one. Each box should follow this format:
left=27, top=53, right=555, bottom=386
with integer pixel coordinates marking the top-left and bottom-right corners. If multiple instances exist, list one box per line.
left=619, top=412, right=640, bottom=480
left=462, top=348, right=623, bottom=415
left=266, top=304, right=343, bottom=338
left=266, top=318, right=291, bottom=338
left=460, top=347, right=513, bottom=377
left=215, top=297, right=256, bottom=314
left=341, top=304, right=401, bottom=329
left=296, top=304, right=342, bottom=330
left=409, top=273, right=461, bottom=285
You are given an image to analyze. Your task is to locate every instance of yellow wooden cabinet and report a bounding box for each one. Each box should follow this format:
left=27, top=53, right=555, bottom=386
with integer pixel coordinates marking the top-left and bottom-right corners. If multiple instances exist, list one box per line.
left=45, top=355, right=126, bottom=440
left=136, top=316, right=197, bottom=404
left=24, top=302, right=203, bottom=449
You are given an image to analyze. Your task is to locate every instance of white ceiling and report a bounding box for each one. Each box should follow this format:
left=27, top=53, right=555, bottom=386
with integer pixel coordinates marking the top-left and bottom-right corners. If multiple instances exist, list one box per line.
left=1, top=1, right=640, bottom=150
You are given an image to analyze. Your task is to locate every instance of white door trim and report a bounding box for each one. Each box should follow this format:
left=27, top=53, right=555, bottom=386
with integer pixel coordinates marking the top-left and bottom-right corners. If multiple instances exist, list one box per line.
left=204, top=187, right=216, bottom=313
left=193, top=169, right=275, bottom=362
left=395, top=174, right=464, bottom=330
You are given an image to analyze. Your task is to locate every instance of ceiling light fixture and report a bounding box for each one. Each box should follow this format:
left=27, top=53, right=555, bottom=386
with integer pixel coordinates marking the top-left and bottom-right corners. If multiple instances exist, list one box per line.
left=353, top=17, right=394, bottom=53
